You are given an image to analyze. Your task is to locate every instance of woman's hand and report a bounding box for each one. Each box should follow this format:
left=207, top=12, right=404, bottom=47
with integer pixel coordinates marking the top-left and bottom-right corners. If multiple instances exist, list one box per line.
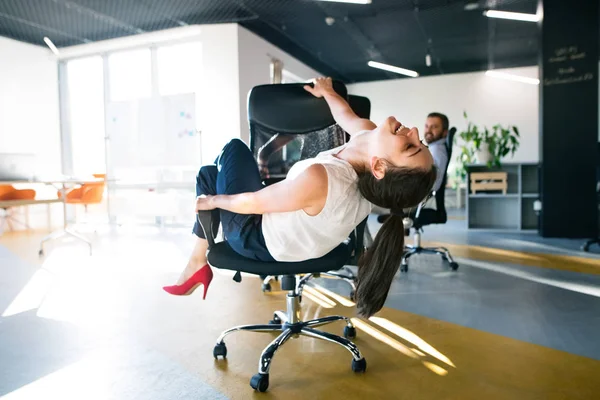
left=304, top=77, right=335, bottom=98
left=195, top=195, right=216, bottom=211
left=258, top=160, right=270, bottom=178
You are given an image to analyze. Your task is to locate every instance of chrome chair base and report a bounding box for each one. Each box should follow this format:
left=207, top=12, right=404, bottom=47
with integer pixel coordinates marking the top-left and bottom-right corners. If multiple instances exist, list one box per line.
left=213, top=282, right=366, bottom=392
left=262, top=266, right=357, bottom=299
left=400, top=232, right=458, bottom=273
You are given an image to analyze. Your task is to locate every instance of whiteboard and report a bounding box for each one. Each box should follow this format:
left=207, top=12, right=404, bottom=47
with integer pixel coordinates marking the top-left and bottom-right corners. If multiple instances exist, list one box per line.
left=106, top=93, right=199, bottom=170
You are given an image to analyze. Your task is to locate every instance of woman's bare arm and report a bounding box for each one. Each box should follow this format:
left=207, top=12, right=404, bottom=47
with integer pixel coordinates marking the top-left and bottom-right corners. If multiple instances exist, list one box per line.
left=196, top=164, right=328, bottom=216
left=304, top=77, right=376, bottom=135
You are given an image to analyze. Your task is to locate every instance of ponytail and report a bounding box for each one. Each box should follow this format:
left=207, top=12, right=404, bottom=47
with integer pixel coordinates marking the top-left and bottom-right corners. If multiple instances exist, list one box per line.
left=355, top=162, right=437, bottom=318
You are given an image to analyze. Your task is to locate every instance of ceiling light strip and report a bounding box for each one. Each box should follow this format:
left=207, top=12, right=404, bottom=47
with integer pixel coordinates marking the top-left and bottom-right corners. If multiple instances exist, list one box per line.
left=485, top=70, right=540, bottom=85
left=368, top=61, right=419, bottom=77
left=483, top=10, right=540, bottom=22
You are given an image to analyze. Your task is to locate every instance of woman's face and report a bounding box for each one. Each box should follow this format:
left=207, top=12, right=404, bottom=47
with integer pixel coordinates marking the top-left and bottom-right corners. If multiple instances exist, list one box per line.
left=368, top=116, right=434, bottom=172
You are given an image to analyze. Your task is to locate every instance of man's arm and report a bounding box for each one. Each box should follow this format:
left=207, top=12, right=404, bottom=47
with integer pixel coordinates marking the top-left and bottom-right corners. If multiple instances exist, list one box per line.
left=196, top=164, right=328, bottom=216
left=304, top=78, right=376, bottom=136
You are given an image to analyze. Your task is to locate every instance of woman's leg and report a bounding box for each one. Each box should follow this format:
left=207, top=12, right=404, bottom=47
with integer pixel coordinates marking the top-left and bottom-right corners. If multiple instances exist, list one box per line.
left=214, top=139, right=267, bottom=259
left=175, top=165, right=217, bottom=284
left=175, top=139, right=264, bottom=284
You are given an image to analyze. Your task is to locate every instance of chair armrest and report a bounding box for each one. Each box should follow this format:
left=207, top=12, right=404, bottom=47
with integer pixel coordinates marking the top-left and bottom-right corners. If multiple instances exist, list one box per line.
left=414, top=191, right=435, bottom=219
left=197, top=211, right=216, bottom=249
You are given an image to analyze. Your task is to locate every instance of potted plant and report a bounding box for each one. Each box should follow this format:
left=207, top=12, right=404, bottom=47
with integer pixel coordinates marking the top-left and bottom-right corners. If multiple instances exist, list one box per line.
left=453, top=112, right=520, bottom=183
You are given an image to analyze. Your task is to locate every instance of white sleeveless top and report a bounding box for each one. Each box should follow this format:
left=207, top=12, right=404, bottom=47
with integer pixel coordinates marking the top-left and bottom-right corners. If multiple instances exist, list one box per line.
left=261, top=141, right=373, bottom=262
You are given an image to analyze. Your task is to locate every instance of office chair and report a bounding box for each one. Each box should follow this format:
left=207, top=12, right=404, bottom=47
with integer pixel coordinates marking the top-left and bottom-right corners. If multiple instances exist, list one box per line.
left=199, top=83, right=367, bottom=392
left=400, top=128, right=459, bottom=272
left=254, top=91, right=370, bottom=299
left=58, top=173, right=106, bottom=211
left=0, top=185, right=36, bottom=233
left=582, top=142, right=600, bottom=252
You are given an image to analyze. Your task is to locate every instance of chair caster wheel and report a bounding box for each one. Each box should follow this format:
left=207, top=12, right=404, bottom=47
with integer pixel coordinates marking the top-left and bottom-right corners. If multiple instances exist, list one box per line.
left=450, top=262, right=459, bottom=271
left=352, top=358, right=367, bottom=373
left=400, top=264, right=408, bottom=273
left=250, top=373, right=269, bottom=392
left=344, top=326, right=356, bottom=339
left=38, top=249, right=44, bottom=257
left=213, top=342, right=227, bottom=359
left=262, top=283, right=271, bottom=292
left=269, top=314, right=281, bottom=325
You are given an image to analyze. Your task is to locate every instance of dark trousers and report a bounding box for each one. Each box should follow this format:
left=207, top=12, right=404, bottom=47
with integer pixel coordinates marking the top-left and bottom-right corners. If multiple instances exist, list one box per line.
left=193, top=139, right=275, bottom=262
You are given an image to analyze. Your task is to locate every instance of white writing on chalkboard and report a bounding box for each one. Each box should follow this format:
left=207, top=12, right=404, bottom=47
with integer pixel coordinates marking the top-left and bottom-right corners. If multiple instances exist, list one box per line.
left=549, top=46, right=587, bottom=63
left=558, top=67, right=575, bottom=75
left=544, top=73, right=594, bottom=86
left=545, top=45, right=594, bottom=86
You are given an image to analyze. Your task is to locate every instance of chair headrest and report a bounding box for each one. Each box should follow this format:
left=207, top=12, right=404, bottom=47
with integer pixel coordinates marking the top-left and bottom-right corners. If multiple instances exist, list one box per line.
left=248, top=81, right=348, bottom=135
left=447, top=127, right=456, bottom=141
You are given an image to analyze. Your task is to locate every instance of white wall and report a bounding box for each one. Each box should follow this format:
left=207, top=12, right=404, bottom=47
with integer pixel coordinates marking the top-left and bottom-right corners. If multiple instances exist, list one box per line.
left=0, top=36, right=61, bottom=174
left=349, top=66, right=540, bottom=164
left=349, top=64, right=600, bottom=167
left=237, top=25, right=320, bottom=144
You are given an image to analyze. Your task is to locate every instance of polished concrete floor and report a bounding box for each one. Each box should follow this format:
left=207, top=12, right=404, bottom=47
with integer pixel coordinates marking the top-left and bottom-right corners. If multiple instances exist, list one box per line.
left=1, top=219, right=599, bottom=399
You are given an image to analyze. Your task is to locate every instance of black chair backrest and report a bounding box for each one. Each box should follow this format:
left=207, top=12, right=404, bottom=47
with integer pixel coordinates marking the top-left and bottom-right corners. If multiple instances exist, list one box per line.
left=248, top=81, right=347, bottom=134
left=345, top=95, right=372, bottom=142
left=348, top=95, right=371, bottom=119
left=434, top=127, right=457, bottom=213
left=248, top=81, right=348, bottom=179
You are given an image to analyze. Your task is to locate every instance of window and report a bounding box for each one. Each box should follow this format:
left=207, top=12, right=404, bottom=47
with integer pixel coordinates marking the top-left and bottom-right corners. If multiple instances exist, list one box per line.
left=157, top=41, right=203, bottom=96
left=108, top=49, right=151, bottom=101
left=67, top=56, right=105, bottom=175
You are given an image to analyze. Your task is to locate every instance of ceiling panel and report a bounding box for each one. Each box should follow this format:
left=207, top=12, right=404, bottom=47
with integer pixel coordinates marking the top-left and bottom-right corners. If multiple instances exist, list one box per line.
left=0, top=0, right=589, bottom=83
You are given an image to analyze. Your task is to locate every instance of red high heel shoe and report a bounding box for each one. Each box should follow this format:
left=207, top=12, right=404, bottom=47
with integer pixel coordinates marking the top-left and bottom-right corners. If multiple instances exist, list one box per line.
left=163, top=264, right=213, bottom=299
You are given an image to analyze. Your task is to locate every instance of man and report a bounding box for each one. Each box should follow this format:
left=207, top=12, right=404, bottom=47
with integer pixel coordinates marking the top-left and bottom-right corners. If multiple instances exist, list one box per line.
left=423, top=112, right=449, bottom=192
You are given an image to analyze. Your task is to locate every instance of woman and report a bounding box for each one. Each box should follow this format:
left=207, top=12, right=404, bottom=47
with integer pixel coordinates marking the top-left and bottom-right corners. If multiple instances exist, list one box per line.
left=163, top=77, right=437, bottom=318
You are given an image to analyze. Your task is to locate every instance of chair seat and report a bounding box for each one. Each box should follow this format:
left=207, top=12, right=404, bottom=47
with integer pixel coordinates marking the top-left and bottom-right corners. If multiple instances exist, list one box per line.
left=207, top=241, right=352, bottom=276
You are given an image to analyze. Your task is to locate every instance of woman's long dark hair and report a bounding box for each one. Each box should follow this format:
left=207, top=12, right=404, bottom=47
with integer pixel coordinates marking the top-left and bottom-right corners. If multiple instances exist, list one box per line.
left=355, top=161, right=437, bottom=318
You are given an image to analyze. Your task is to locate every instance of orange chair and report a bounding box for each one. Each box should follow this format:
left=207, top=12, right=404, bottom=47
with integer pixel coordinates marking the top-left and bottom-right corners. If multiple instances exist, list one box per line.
left=58, top=174, right=106, bottom=211
left=0, top=185, right=36, bottom=201
left=0, top=185, right=37, bottom=233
